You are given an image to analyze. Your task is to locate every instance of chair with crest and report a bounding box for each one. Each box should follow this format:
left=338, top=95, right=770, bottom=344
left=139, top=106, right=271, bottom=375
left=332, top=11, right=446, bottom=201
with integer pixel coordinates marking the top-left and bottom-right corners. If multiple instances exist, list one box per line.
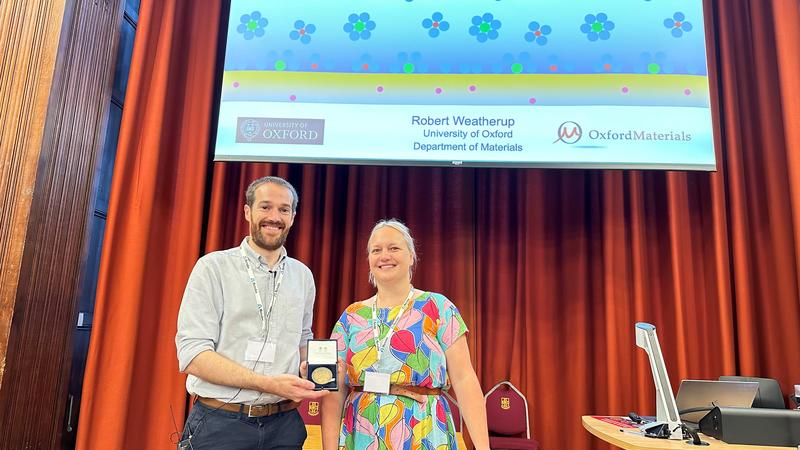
left=484, top=381, right=540, bottom=449
left=298, top=398, right=323, bottom=449
left=298, top=398, right=322, bottom=426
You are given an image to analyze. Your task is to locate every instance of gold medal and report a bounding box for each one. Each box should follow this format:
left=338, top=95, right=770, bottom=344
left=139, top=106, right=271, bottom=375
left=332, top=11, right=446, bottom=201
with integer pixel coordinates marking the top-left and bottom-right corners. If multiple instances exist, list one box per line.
left=311, top=367, right=333, bottom=385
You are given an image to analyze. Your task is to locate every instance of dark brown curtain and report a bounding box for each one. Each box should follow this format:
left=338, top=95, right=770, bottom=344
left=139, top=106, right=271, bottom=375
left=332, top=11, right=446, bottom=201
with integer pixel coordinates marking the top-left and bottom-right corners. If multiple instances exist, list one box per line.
left=77, top=1, right=800, bottom=449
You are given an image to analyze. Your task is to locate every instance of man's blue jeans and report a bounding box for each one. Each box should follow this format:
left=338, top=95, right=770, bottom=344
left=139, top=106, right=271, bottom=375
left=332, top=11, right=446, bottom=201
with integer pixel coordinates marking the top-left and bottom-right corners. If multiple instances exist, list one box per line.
left=180, top=401, right=308, bottom=450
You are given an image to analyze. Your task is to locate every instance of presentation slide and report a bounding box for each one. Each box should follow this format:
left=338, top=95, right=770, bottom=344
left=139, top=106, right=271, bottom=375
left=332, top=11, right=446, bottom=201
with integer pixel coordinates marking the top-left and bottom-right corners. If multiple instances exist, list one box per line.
left=214, top=0, right=716, bottom=170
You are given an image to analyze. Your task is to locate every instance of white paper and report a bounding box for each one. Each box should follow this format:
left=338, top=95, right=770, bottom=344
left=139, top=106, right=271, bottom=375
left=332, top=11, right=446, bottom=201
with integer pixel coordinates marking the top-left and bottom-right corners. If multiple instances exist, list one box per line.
left=363, top=372, right=390, bottom=395
left=245, top=339, right=276, bottom=363
left=307, top=339, right=337, bottom=364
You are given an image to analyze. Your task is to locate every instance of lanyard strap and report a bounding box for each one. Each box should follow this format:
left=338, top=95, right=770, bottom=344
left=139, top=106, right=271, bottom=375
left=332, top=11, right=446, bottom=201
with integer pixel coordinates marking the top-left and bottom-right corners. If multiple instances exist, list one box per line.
left=240, top=243, right=286, bottom=338
left=371, top=287, right=415, bottom=360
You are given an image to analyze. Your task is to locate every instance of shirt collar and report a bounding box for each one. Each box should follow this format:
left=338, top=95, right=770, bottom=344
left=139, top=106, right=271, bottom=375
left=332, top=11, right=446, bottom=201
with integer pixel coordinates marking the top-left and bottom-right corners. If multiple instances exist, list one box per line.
left=240, top=237, right=288, bottom=269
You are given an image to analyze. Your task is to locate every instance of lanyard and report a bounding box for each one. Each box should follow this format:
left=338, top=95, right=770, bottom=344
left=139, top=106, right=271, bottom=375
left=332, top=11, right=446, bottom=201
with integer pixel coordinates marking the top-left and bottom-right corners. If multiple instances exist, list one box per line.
left=240, top=243, right=286, bottom=338
left=371, top=287, right=415, bottom=360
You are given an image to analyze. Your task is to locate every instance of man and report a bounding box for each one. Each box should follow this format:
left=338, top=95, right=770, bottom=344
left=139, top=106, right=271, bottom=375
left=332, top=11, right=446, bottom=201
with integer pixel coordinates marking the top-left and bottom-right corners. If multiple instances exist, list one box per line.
left=176, top=176, right=326, bottom=450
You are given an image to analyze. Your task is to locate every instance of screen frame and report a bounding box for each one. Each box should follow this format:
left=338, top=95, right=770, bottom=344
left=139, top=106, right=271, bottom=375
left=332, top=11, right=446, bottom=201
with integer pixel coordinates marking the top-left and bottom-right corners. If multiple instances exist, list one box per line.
left=209, top=0, right=720, bottom=172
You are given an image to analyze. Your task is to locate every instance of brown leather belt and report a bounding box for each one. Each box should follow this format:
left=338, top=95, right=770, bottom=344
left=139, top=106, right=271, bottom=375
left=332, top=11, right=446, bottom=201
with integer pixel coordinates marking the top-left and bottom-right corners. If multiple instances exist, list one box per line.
left=352, top=385, right=443, bottom=403
left=197, top=397, right=299, bottom=417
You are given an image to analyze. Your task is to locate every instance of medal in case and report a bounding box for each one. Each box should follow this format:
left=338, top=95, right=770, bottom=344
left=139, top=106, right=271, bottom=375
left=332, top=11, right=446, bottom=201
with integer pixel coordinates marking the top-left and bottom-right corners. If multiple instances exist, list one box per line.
left=306, top=339, right=338, bottom=391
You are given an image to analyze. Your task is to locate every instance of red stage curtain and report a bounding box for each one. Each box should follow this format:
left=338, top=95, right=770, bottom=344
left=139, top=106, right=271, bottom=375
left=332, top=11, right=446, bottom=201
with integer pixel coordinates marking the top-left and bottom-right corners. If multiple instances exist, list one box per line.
left=78, top=1, right=800, bottom=449
left=76, top=1, right=222, bottom=448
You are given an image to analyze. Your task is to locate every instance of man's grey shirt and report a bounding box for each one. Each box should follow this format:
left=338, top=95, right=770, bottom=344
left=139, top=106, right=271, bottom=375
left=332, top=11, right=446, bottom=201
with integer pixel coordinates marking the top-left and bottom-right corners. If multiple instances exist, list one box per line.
left=176, top=237, right=315, bottom=404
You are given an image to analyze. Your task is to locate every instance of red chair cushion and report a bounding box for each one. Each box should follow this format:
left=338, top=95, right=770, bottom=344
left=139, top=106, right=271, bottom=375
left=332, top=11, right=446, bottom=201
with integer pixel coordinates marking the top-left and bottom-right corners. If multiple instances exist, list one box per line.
left=489, top=436, right=540, bottom=450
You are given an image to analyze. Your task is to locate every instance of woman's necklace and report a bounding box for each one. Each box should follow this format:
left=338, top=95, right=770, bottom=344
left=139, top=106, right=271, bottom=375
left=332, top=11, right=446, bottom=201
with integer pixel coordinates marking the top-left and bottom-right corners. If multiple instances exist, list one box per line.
left=371, top=286, right=415, bottom=359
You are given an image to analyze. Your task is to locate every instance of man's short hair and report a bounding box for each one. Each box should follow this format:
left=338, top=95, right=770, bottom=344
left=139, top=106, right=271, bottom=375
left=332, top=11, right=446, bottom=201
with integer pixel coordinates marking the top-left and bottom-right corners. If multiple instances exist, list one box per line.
left=245, top=176, right=299, bottom=211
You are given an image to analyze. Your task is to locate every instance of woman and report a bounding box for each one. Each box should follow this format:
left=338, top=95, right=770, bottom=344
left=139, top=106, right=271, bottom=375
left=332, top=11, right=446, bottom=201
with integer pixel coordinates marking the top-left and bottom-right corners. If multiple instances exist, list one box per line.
left=321, top=219, right=489, bottom=450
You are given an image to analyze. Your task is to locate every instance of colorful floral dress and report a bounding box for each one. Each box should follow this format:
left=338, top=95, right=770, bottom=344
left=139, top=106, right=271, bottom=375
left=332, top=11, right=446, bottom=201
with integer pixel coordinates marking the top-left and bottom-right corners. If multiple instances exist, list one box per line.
left=331, top=291, right=468, bottom=450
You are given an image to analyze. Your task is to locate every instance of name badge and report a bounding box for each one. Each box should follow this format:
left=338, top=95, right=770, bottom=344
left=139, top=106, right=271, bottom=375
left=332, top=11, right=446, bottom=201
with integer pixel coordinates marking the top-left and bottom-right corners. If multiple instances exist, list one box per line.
left=363, top=372, right=390, bottom=395
left=245, top=339, right=276, bottom=363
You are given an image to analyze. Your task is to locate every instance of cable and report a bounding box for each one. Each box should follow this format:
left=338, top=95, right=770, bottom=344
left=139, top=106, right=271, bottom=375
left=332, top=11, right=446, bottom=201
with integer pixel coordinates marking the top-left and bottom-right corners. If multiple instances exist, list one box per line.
left=681, top=423, right=709, bottom=446
left=178, top=262, right=279, bottom=445
left=169, top=403, right=183, bottom=444
left=181, top=338, right=270, bottom=446
left=678, top=406, right=716, bottom=415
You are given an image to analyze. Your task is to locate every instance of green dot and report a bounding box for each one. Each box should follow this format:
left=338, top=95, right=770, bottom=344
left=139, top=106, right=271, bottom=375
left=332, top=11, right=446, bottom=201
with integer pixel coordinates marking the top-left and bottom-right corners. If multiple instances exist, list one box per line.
left=355, top=21, right=366, bottom=32
left=591, top=22, right=603, bottom=33
left=479, top=22, right=490, bottom=33
left=275, top=60, right=287, bottom=71
left=247, top=20, right=258, bottom=31
left=647, top=63, right=661, bottom=74
left=511, top=63, right=523, bottom=74
left=403, top=63, right=415, bottom=73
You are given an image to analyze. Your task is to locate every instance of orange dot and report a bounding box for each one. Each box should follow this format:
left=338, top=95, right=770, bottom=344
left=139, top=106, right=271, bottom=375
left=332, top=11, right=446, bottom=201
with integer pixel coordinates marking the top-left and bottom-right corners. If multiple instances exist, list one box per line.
left=362, top=63, right=369, bottom=70
left=311, top=63, right=318, bottom=69
left=549, top=64, right=558, bottom=72
left=603, top=63, right=611, bottom=71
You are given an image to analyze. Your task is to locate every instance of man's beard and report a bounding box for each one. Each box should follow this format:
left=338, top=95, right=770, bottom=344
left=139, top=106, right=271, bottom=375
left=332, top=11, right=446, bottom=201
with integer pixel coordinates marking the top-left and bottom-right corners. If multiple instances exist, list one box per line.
left=250, top=220, right=289, bottom=251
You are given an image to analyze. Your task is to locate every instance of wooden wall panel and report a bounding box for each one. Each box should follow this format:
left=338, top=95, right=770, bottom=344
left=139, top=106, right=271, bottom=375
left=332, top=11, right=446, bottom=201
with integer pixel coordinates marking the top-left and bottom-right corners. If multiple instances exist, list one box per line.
left=0, top=0, right=68, bottom=389
left=0, top=0, right=123, bottom=448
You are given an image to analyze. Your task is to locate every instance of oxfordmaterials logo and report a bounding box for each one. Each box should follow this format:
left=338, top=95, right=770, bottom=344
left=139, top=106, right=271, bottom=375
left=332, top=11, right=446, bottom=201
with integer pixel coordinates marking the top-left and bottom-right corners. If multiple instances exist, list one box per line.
left=236, top=117, right=325, bottom=145
left=553, top=120, right=693, bottom=145
left=554, top=121, right=582, bottom=144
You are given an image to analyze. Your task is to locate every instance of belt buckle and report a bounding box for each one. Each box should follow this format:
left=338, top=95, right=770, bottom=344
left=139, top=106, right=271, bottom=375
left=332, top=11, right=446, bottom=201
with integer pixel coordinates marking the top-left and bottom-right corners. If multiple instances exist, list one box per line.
left=247, top=404, right=267, bottom=418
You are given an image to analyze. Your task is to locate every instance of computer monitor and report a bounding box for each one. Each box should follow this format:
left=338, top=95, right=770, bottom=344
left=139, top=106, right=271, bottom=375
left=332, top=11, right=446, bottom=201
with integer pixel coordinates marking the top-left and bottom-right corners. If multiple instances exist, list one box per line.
left=676, top=380, right=759, bottom=423
left=635, top=322, right=683, bottom=439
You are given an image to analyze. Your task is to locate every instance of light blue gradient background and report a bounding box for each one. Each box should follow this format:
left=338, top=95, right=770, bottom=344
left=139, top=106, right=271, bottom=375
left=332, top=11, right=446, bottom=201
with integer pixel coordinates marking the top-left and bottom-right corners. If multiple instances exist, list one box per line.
left=224, top=0, right=709, bottom=75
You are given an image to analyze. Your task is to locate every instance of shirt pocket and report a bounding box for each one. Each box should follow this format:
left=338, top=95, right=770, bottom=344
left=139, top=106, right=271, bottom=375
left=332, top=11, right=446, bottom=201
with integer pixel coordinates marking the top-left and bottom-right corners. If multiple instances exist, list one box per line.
left=280, top=295, right=305, bottom=344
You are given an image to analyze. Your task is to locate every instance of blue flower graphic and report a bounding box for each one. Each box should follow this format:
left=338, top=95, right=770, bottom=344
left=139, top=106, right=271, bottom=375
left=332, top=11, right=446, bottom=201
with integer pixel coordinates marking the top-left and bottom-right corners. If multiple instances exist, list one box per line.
left=422, top=12, right=450, bottom=37
left=664, top=12, right=693, bottom=37
left=352, top=53, right=382, bottom=72
left=639, top=51, right=671, bottom=74
left=501, top=52, right=532, bottom=74
left=237, top=11, right=268, bottom=40
left=289, top=20, right=315, bottom=44
left=344, top=12, right=376, bottom=41
left=396, top=51, right=427, bottom=73
left=524, top=21, right=551, bottom=45
left=469, top=13, right=502, bottom=42
left=580, top=13, right=614, bottom=41
left=594, top=53, right=615, bottom=72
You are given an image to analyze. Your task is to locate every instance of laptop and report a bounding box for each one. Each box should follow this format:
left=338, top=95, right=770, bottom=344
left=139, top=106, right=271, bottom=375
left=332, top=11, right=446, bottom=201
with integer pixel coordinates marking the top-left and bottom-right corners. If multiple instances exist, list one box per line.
left=676, top=380, right=760, bottom=425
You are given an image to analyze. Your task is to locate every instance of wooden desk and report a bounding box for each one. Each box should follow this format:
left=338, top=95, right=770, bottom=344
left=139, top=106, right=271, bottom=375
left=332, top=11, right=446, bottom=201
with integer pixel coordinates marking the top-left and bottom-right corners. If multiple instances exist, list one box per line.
left=302, top=425, right=467, bottom=449
left=582, top=416, right=794, bottom=450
